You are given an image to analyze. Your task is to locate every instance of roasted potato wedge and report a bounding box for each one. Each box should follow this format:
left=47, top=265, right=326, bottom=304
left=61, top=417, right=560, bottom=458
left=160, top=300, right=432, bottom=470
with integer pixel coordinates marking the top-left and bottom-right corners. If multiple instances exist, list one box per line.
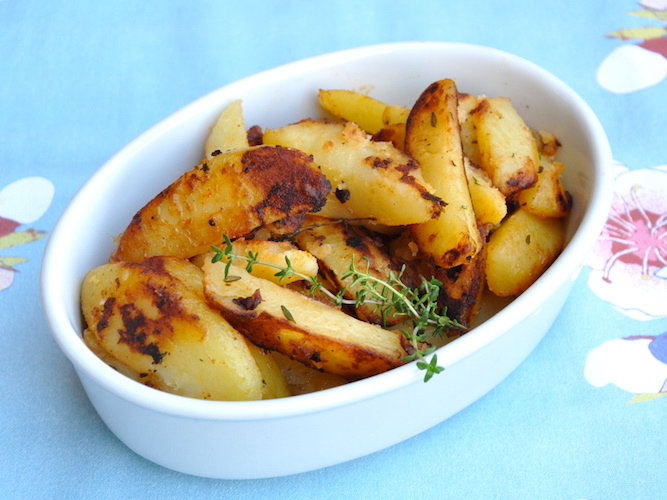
left=193, top=240, right=318, bottom=286
left=143, top=255, right=292, bottom=399
left=517, top=157, right=572, bottom=218
left=457, top=92, right=482, bottom=166
left=81, top=260, right=267, bottom=401
left=318, top=88, right=387, bottom=134
left=373, top=104, right=410, bottom=150
left=292, top=215, right=403, bottom=326
left=205, top=99, right=249, bottom=159
left=472, top=96, right=539, bottom=197
left=464, top=158, right=507, bottom=227
left=533, top=129, right=561, bottom=158
left=203, top=261, right=408, bottom=381
left=111, top=145, right=331, bottom=263
left=263, top=119, right=443, bottom=226
left=485, top=207, right=566, bottom=296
left=405, top=79, right=483, bottom=268
left=246, top=342, right=293, bottom=399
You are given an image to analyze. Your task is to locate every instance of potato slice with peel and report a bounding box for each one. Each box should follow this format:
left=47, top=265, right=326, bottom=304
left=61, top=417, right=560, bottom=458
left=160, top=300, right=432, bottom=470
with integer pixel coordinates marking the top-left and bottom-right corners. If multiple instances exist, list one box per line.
left=406, top=79, right=483, bottom=268
left=485, top=208, right=566, bottom=297
left=81, top=260, right=266, bottom=401
left=263, top=119, right=443, bottom=226
left=203, top=261, right=408, bottom=381
left=111, top=145, right=331, bottom=263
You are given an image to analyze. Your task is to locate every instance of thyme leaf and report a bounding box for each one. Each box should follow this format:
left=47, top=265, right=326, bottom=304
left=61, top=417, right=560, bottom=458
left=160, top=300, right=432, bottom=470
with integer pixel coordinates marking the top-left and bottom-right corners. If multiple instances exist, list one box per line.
left=211, top=239, right=463, bottom=382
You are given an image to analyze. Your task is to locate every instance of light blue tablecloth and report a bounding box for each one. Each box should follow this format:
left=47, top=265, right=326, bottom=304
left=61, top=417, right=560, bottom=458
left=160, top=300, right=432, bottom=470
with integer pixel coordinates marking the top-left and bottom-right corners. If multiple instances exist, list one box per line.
left=2, top=1, right=666, bottom=498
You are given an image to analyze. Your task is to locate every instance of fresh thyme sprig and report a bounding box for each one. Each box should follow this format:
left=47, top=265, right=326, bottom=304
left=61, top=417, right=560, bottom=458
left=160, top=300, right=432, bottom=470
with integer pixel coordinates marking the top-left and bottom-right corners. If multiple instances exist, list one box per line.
left=211, top=236, right=463, bottom=382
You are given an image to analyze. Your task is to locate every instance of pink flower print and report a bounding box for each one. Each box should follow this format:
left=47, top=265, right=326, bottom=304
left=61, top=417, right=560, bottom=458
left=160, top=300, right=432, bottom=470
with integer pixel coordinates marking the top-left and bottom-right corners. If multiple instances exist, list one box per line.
left=586, top=163, right=667, bottom=320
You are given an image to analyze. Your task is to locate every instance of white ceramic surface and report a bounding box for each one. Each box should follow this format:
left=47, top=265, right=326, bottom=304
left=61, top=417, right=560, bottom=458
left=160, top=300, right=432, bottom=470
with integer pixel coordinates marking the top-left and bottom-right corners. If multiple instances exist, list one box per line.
left=41, top=42, right=613, bottom=479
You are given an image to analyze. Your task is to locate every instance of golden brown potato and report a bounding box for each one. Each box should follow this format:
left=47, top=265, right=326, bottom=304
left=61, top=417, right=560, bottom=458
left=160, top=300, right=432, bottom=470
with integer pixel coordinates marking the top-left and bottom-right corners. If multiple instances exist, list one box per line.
left=81, top=260, right=266, bottom=401
left=464, top=158, right=507, bottom=227
left=516, top=157, right=572, bottom=218
left=193, top=240, right=318, bottom=286
left=82, top=328, right=147, bottom=383
left=405, top=79, right=483, bottom=268
left=472, top=96, right=539, bottom=197
left=142, top=255, right=292, bottom=399
left=533, top=129, right=561, bottom=158
left=111, top=145, right=331, bottom=263
left=373, top=104, right=410, bottom=150
left=457, top=92, right=482, bottom=166
left=262, top=119, right=443, bottom=226
left=318, top=89, right=387, bottom=134
left=204, top=99, right=249, bottom=159
left=245, top=343, right=293, bottom=399
left=203, top=261, right=408, bottom=381
left=292, top=215, right=403, bottom=326
left=485, top=207, right=566, bottom=296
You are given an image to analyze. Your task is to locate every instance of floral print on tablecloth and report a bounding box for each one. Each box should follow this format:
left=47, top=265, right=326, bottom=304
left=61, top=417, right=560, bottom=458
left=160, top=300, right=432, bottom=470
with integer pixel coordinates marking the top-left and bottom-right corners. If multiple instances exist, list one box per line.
left=0, top=177, right=54, bottom=291
left=584, top=163, right=667, bottom=402
left=597, top=0, right=667, bottom=93
left=584, top=1, right=667, bottom=402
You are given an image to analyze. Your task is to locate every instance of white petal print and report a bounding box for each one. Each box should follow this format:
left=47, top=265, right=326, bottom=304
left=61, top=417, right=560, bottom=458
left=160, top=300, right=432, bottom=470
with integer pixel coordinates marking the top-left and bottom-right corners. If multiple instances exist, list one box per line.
left=584, top=338, right=667, bottom=394
left=639, top=0, right=667, bottom=10
left=0, top=268, right=15, bottom=291
left=0, top=177, right=54, bottom=224
left=597, top=44, right=667, bottom=94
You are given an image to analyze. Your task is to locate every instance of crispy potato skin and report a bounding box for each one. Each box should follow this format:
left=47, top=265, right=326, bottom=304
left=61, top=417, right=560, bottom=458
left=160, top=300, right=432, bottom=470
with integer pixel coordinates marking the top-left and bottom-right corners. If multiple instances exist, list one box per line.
left=111, top=145, right=331, bottom=263
left=203, top=262, right=407, bottom=381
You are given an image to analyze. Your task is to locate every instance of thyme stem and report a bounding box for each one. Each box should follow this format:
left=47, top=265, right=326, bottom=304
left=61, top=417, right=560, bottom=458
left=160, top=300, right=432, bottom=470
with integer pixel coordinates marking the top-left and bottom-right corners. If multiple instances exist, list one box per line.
left=211, top=237, right=463, bottom=381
